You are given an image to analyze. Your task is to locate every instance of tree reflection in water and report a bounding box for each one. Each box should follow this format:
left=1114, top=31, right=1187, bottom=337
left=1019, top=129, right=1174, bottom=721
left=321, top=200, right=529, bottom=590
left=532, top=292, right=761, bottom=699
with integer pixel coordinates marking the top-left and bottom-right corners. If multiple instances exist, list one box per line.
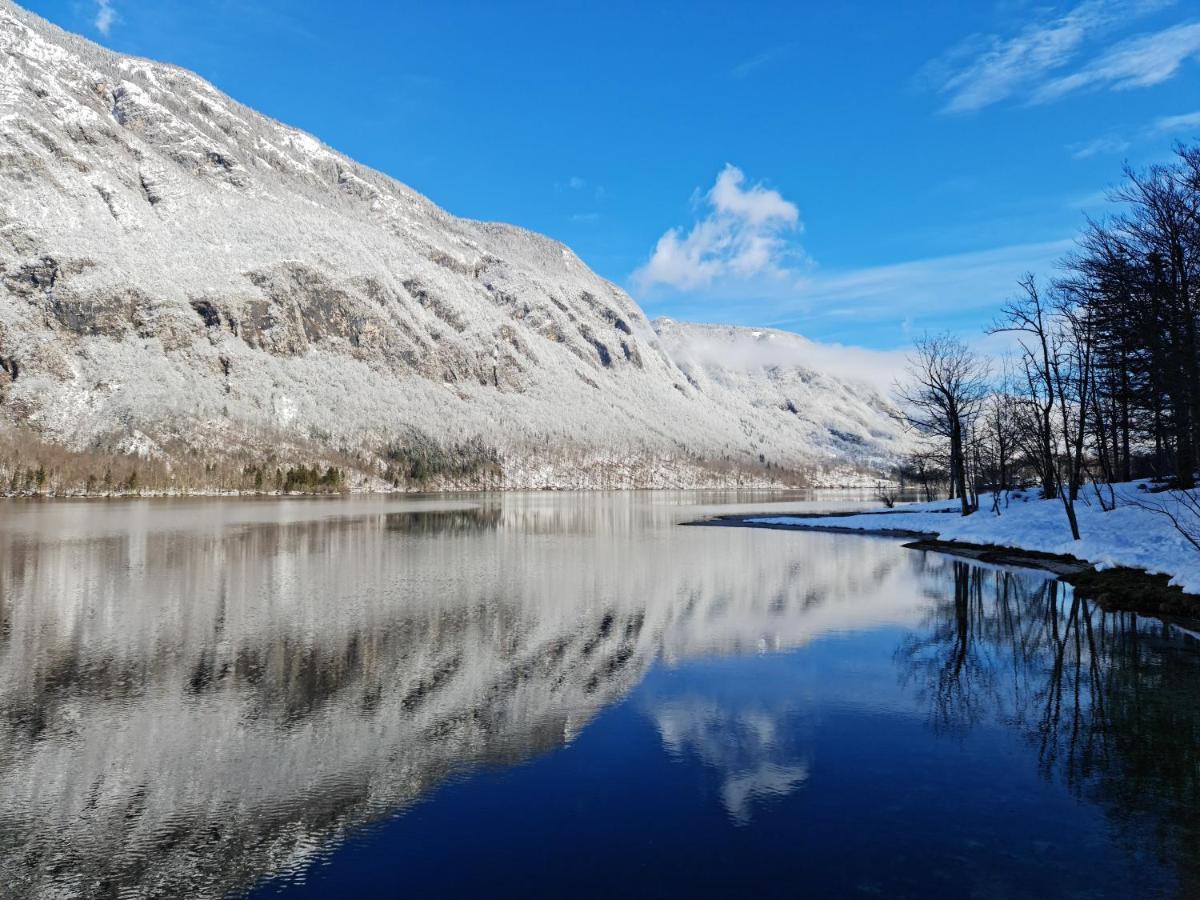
left=898, top=559, right=1200, bottom=894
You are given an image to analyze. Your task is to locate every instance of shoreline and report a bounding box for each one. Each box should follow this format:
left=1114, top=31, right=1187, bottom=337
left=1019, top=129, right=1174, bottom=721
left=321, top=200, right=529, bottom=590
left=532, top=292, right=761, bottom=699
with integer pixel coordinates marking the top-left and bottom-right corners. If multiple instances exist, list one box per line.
left=687, top=513, right=1200, bottom=624
left=0, top=484, right=891, bottom=501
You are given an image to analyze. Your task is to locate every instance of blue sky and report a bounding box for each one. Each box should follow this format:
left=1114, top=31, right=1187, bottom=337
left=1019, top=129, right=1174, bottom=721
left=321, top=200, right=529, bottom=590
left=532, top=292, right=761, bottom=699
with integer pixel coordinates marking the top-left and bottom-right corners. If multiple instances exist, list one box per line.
left=24, top=0, right=1200, bottom=348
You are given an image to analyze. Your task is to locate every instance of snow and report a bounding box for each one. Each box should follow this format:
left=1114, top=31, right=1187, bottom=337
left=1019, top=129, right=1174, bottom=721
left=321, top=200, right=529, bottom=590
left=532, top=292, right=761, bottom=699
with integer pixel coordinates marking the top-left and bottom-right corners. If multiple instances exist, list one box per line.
left=0, top=0, right=908, bottom=486
left=749, top=482, right=1200, bottom=594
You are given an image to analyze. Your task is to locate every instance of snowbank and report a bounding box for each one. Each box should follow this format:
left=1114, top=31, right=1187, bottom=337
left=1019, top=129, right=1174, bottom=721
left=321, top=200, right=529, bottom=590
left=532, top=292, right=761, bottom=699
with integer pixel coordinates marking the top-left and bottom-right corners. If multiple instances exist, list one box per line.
left=749, top=482, right=1200, bottom=594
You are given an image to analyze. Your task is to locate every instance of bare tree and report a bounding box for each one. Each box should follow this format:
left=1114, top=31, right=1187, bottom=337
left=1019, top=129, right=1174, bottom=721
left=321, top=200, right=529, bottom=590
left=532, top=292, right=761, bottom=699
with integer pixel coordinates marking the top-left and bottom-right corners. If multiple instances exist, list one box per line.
left=893, top=334, right=990, bottom=516
left=991, top=275, right=1058, bottom=499
left=898, top=439, right=947, bottom=502
left=1048, top=293, right=1098, bottom=540
left=981, top=386, right=1019, bottom=514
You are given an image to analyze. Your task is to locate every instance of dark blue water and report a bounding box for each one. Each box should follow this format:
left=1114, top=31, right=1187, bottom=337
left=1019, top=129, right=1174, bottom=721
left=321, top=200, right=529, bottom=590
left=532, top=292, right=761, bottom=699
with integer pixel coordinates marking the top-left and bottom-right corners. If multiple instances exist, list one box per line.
left=0, top=494, right=1196, bottom=898
left=253, top=610, right=1193, bottom=900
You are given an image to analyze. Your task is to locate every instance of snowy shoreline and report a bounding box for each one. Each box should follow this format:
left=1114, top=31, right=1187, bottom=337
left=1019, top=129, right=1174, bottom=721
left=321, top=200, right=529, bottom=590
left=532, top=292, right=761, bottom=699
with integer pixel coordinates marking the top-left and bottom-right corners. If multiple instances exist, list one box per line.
left=697, top=481, right=1200, bottom=600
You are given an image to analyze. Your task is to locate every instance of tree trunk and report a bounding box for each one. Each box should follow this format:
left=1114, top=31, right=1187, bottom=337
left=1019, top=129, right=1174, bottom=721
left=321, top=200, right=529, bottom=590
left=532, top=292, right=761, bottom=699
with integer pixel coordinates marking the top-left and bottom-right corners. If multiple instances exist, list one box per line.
left=1120, top=363, right=1132, bottom=482
left=1177, top=398, right=1196, bottom=489
left=951, top=419, right=970, bottom=516
left=1059, top=476, right=1081, bottom=540
left=1039, top=402, right=1057, bottom=499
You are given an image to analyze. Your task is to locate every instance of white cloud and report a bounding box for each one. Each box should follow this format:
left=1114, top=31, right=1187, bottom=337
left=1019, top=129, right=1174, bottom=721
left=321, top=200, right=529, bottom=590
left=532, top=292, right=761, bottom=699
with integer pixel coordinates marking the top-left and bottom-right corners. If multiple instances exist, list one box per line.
left=94, top=0, right=116, bottom=35
left=636, top=237, right=1073, bottom=352
left=634, top=164, right=800, bottom=291
left=1034, top=21, right=1200, bottom=101
left=1151, top=109, right=1200, bottom=133
left=1067, top=135, right=1131, bottom=157
left=631, top=170, right=1073, bottom=349
left=667, top=324, right=910, bottom=394
left=921, top=0, right=1187, bottom=113
left=1062, top=108, right=1199, bottom=163
left=928, top=4, right=1103, bottom=113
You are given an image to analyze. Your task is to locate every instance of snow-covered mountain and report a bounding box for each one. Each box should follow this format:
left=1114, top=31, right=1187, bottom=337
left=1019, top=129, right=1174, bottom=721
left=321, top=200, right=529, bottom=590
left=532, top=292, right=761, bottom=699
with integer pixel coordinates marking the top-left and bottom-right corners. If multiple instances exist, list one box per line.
left=0, top=1, right=905, bottom=486
left=654, top=320, right=905, bottom=471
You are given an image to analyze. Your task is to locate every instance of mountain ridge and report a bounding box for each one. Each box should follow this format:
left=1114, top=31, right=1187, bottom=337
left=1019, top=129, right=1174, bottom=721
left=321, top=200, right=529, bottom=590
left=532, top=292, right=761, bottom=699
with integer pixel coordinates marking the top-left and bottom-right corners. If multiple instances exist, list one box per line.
left=0, top=0, right=905, bottom=489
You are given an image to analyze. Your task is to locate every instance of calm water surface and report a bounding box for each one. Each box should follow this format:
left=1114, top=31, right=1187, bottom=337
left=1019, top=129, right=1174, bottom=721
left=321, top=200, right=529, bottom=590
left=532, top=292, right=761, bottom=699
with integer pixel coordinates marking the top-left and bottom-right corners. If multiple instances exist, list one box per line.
left=0, top=492, right=1197, bottom=898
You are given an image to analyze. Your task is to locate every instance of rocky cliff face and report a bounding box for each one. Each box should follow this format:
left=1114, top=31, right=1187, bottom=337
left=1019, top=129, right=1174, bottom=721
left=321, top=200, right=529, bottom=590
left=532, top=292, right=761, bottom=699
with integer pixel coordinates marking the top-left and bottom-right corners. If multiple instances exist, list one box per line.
left=0, top=1, right=905, bottom=487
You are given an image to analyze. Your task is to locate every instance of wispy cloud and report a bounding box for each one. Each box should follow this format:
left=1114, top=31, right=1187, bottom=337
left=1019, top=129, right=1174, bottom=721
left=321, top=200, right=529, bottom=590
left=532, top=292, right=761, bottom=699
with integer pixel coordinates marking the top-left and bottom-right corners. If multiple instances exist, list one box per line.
left=556, top=175, right=605, bottom=200
left=1151, top=109, right=1200, bottom=133
left=787, top=240, right=1074, bottom=318
left=1067, top=135, right=1131, bottom=157
left=557, top=176, right=605, bottom=222
left=1033, top=21, right=1200, bottom=101
left=633, top=164, right=801, bottom=291
left=94, top=0, right=116, bottom=35
left=1064, top=107, right=1200, bottom=161
left=920, top=0, right=1190, bottom=113
left=638, top=236, right=1073, bottom=345
left=731, top=45, right=792, bottom=79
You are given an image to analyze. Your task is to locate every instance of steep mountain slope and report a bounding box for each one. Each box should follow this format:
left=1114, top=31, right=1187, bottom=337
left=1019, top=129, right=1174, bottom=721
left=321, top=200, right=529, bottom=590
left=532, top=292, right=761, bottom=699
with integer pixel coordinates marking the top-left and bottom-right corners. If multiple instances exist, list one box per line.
left=0, top=1, right=904, bottom=487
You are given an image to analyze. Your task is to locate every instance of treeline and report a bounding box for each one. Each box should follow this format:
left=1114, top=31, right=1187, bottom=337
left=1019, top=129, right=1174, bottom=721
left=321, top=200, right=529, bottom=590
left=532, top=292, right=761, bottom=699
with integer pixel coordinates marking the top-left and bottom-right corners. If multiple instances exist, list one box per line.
left=0, top=426, right=507, bottom=497
left=895, top=142, right=1200, bottom=542
left=0, top=428, right=352, bottom=497
left=380, top=430, right=501, bottom=486
left=0, top=423, right=824, bottom=497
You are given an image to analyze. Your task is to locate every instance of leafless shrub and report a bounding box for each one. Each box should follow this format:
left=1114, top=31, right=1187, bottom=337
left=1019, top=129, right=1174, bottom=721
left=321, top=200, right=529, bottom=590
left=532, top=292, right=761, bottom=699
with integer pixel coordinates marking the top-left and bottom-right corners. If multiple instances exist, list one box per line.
left=1132, top=489, right=1200, bottom=554
left=875, top=482, right=897, bottom=509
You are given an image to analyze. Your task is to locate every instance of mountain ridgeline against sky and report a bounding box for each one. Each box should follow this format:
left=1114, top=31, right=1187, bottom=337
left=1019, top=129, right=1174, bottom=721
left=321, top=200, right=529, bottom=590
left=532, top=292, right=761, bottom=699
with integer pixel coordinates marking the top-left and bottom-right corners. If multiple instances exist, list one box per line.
left=0, top=1, right=905, bottom=488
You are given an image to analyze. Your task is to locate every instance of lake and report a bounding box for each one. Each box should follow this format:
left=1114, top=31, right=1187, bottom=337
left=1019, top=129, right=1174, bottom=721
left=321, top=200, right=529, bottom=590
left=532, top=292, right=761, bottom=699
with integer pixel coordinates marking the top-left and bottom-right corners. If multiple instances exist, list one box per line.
left=0, top=492, right=1196, bottom=898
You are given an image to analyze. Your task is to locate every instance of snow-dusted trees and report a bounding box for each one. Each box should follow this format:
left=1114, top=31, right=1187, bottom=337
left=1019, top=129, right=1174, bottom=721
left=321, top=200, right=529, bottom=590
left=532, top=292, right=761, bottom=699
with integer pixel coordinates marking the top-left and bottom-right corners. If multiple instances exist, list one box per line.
left=894, top=334, right=990, bottom=516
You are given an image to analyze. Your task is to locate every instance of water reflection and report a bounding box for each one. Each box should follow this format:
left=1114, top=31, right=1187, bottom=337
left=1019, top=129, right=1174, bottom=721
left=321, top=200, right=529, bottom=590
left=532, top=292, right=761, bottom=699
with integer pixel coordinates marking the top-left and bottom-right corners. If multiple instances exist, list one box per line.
left=652, top=697, right=810, bottom=825
left=0, top=495, right=1196, bottom=897
left=0, top=494, right=919, bottom=898
left=899, top=559, right=1200, bottom=896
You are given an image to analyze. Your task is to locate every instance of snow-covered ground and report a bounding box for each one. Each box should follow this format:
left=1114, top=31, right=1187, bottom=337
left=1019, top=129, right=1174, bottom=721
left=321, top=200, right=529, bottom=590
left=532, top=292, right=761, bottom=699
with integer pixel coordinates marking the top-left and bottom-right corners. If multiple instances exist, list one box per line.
left=749, top=482, right=1200, bottom=594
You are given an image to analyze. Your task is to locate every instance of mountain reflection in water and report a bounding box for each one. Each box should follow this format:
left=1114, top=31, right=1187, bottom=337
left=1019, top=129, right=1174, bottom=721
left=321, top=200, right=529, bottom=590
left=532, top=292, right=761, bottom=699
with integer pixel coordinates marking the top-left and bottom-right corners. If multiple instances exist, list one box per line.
left=0, top=493, right=1196, bottom=898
